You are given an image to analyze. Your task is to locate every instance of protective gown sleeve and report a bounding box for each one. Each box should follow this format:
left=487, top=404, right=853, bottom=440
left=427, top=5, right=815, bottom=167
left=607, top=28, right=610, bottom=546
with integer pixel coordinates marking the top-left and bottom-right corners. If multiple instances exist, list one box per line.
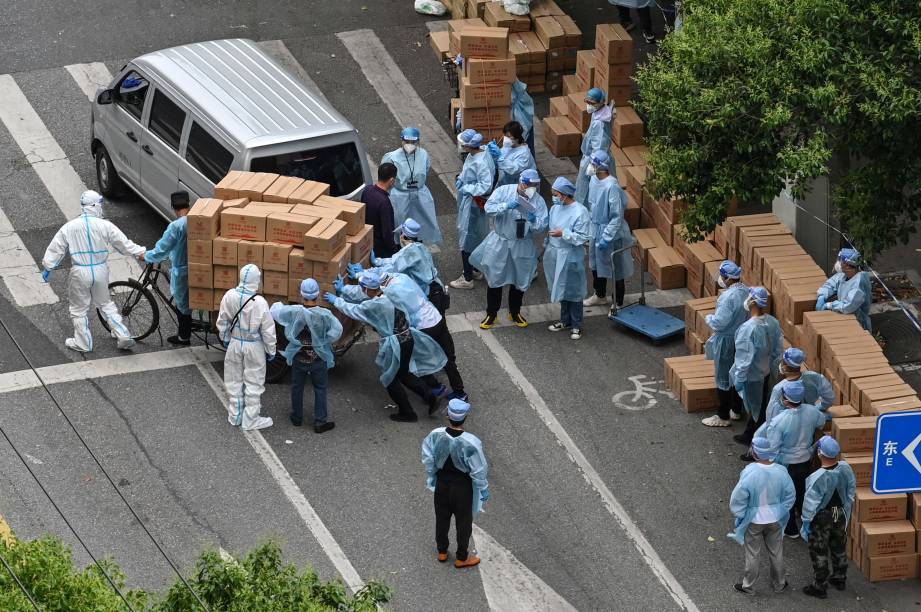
left=781, top=469, right=796, bottom=512
left=461, top=155, right=494, bottom=196
left=339, top=284, right=370, bottom=303
left=728, top=473, right=751, bottom=522
left=421, top=430, right=440, bottom=491
left=817, top=275, right=841, bottom=299
left=529, top=198, right=549, bottom=234
left=42, top=228, right=70, bottom=270
left=832, top=281, right=867, bottom=315
left=331, top=296, right=375, bottom=326
left=800, top=470, right=826, bottom=528
left=815, top=374, right=835, bottom=410
left=706, top=292, right=738, bottom=333
left=463, top=442, right=489, bottom=494
left=768, top=320, right=784, bottom=372
left=497, top=145, right=532, bottom=176
left=215, top=291, right=231, bottom=339
left=484, top=187, right=513, bottom=214
left=258, top=298, right=277, bottom=355
left=105, top=221, right=145, bottom=257
left=600, top=185, right=627, bottom=243
left=144, top=221, right=179, bottom=264
left=732, top=326, right=755, bottom=383
left=560, top=207, right=591, bottom=246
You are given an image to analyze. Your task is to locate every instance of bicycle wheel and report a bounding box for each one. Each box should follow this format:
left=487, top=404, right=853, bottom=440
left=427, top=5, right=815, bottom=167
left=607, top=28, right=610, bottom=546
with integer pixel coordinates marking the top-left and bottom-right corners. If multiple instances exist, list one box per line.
left=98, top=279, right=159, bottom=341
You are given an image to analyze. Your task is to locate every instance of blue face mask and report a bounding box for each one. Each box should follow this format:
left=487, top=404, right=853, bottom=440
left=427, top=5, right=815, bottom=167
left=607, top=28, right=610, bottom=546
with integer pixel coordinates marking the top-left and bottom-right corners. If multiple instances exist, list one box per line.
left=552, top=195, right=562, bottom=206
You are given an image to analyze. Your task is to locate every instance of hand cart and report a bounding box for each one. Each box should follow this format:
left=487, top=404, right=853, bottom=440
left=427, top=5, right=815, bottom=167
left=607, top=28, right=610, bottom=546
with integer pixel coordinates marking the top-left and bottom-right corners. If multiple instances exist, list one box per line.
left=606, top=245, right=685, bottom=342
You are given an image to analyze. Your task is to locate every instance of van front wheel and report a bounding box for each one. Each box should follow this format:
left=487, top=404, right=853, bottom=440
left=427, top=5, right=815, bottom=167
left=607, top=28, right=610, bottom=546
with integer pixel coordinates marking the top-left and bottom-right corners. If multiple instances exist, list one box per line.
left=95, top=145, right=124, bottom=197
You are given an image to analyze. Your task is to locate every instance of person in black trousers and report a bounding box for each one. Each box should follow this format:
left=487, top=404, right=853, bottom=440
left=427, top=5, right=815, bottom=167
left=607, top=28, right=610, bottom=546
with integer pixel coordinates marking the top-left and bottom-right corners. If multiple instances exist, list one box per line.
left=610, top=1, right=655, bottom=43
left=361, top=162, right=400, bottom=258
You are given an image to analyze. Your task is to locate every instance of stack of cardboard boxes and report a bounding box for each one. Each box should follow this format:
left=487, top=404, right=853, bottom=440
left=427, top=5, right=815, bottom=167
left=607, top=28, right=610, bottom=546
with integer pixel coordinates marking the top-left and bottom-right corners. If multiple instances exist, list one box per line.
left=663, top=354, right=719, bottom=412
left=185, top=171, right=372, bottom=314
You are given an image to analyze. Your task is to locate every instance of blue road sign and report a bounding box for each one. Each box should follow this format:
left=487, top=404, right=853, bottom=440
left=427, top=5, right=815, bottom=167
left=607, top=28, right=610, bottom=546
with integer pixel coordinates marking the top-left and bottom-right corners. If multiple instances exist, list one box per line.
left=872, top=410, right=921, bottom=494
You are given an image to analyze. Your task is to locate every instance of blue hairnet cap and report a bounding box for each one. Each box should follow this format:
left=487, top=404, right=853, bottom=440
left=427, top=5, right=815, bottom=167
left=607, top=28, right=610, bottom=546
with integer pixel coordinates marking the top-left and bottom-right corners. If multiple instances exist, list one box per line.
left=458, top=129, right=483, bottom=148
left=447, top=398, right=471, bottom=421
left=519, top=169, right=540, bottom=185
left=748, top=286, right=770, bottom=308
left=586, top=87, right=605, bottom=103
left=358, top=269, right=382, bottom=289
left=400, top=218, right=421, bottom=238
left=783, top=347, right=805, bottom=368
left=300, top=278, right=320, bottom=300
left=551, top=176, right=576, bottom=197
left=817, top=435, right=841, bottom=458
left=751, top=437, right=775, bottom=460
left=589, top=149, right=611, bottom=169
left=719, top=260, right=742, bottom=279
left=838, top=248, right=860, bottom=266
left=401, top=127, right=420, bottom=141
left=782, top=379, right=806, bottom=404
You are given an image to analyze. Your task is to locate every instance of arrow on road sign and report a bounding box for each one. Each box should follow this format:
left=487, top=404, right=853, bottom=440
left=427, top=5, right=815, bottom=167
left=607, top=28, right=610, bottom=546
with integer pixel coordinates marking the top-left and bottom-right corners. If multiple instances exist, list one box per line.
left=473, top=524, right=577, bottom=612
left=902, top=432, right=921, bottom=475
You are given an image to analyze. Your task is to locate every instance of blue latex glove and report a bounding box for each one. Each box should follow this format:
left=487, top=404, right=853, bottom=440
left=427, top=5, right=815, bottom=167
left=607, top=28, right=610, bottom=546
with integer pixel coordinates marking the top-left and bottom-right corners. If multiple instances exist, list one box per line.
left=597, top=238, right=611, bottom=250
left=480, top=489, right=490, bottom=503
left=826, top=300, right=841, bottom=312
left=527, top=212, right=536, bottom=224
left=323, top=292, right=338, bottom=305
left=815, top=295, right=826, bottom=311
left=486, top=140, right=501, bottom=161
left=506, top=199, right=519, bottom=210
left=333, top=275, right=345, bottom=294
left=370, top=249, right=379, bottom=266
left=347, top=262, right=363, bottom=280
left=800, top=523, right=810, bottom=542
left=222, top=340, right=229, bottom=348
left=455, top=177, right=463, bottom=190
left=41, top=268, right=51, bottom=282
left=265, top=353, right=275, bottom=362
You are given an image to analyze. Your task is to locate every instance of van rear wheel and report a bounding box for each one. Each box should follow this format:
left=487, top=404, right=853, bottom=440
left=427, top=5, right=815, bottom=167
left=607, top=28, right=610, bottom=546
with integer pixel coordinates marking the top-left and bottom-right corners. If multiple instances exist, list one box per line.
left=95, top=145, right=124, bottom=198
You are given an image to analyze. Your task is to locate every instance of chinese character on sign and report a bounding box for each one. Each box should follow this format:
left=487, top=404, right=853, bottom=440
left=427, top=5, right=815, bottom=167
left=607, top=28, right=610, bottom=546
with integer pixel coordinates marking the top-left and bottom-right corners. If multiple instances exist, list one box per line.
left=883, top=440, right=899, bottom=467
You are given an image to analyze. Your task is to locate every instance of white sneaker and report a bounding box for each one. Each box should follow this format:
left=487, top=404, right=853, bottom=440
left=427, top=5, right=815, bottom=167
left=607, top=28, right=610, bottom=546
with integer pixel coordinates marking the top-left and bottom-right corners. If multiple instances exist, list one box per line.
left=548, top=322, right=570, bottom=332
left=64, top=338, right=89, bottom=353
left=116, top=336, right=136, bottom=350
left=449, top=276, right=475, bottom=290
left=701, top=414, right=731, bottom=427
left=242, top=416, right=273, bottom=431
left=570, top=329, right=582, bottom=340
left=472, top=271, right=484, bottom=281
left=583, top=294, right=609, bottom=307
left=729, top=410, right=743, bottom=421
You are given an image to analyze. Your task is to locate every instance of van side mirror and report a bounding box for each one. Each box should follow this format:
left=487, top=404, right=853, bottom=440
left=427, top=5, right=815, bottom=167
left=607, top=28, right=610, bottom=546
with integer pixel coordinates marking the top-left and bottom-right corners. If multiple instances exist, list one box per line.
left=96, top=89, right=114, bottom=105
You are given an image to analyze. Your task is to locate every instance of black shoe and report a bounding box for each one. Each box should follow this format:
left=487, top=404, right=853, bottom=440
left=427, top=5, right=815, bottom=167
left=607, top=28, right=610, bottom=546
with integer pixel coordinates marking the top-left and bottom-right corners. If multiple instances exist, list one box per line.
left=732, top=434, right=750, bottom=446
left=622, top=21, right=636, bottom=32
left=289, top=415, right=302, bottom=427
left=740, top=452, right=755, bottom=462
left=167, top=335, right=191, bottom=346
left=642, top=31, right=655, bottom=44
left=828, top=579, right=845, bottom=591
left=390, top=413, right=418, bottom=423
left=802, top=585, right=827, bottom=599
left=732, top=583, right=753, bottom=595
left=314, top=422, right=335, bottom=434
left=428, top=393, right=445, bottom=416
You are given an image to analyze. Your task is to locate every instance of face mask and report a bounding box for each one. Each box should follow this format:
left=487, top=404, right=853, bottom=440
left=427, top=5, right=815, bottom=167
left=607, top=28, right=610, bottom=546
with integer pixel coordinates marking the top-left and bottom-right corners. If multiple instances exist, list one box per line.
left=717, top=275, right=727, bottom=289
left=585, top=163, right=597, bottom=177
left=586, top=103, right=597, bottom=114
left=552, top=195, right=562, bottom=206
left=403, top=143, right=416, bottom=154
left=457, top=143, right=466, bottom=154
left=524, top=186, right=537, bottom=198
left=833, top=260, right=843, bottom=274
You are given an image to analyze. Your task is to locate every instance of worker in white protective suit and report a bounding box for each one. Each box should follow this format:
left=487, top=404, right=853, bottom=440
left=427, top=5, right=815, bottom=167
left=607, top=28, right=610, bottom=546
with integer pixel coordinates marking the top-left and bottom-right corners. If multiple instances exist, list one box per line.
left=41, top=190, right=146, bottom=352
left=216, top=264, right=277, bottom=430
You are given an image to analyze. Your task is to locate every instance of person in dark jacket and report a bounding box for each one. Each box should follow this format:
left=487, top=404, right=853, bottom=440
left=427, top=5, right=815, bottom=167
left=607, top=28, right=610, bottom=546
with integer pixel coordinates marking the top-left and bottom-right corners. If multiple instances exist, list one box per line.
left=361, top=163, right=399, bottom=258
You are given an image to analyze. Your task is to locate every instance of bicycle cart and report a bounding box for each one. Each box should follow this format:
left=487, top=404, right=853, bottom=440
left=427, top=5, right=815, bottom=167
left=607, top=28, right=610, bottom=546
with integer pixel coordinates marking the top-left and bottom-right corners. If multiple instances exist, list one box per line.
left=606, top=246, right=685, bottom=342
left=99, top=264, right=364, bottom=383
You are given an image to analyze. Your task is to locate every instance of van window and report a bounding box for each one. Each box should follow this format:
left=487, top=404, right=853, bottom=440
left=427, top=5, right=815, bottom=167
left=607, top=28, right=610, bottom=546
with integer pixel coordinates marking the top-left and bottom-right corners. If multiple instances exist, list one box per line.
left=148, top=90, right=186, bottom=151
left=115, top=71, right=149, bottom=121
left=186, top=122, right=233, bottom=183
left=250, top=142, right=363, bottom=197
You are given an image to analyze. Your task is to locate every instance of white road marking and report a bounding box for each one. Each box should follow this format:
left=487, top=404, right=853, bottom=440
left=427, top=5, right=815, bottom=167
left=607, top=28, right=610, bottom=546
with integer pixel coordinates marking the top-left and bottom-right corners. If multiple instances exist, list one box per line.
left=472, top=524, right=578, bottom=612
left=192, top=358, right=365, bottom=593
left=472, top=326, right=699, bottom=612
left=611, top=374, right=675, bottom=411
left=0, top=207, right=58, bottom=306
left=337, top=29, right=461, bottom=196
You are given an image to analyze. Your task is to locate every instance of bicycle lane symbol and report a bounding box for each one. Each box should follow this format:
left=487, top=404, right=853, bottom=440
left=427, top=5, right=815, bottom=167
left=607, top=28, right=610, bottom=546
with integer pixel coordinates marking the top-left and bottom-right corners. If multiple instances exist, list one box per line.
left=611, top=375, right=676, bottom=411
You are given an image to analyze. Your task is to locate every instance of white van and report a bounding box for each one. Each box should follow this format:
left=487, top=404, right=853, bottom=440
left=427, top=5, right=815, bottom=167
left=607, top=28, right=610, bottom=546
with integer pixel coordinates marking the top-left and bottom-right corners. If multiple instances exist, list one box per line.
left=91, top=38, right=371, bottom=219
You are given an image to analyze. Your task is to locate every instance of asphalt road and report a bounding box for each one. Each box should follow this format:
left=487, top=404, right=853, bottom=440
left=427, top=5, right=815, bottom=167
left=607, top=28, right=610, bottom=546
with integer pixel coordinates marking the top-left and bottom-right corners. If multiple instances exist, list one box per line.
left=1, top=2, right=919, bottom=610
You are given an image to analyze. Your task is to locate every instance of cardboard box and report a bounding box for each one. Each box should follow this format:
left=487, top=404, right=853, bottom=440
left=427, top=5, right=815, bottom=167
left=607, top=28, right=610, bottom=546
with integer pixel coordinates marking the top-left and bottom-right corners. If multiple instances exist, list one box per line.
left=595, top=23, right=633, bottom=64
left=262, top=176, right=306, bottom=203
left=842, top=452, right=873, bottom=486
left=213, top=170, right=251, bottom=199
left=681, top=378, right=719, bottom=412
left=465, top=54, right=517, bottom=83
left=575, top=49, right=596, bottom=89
left=648, top=246, right=686, bottom=290
left=313, top=245, right=351, bottom=281
left=595, top=60, right=632, bottom=87
left=467, top=0, right=488, bottom=18
left=239, top=172, right=279, bottom=200
left=870, top=396, right=921, bottom=416
left=861, top=520, right=916, bottom=557
left=460, top=105, right=512, bottom=129
left=242, top=202, right=292, bottom=215
left=592, top=81, right=632, bottom=107
left=549, top=95, right=568, bottom=117
left=187, top=239, right=212, bottom=265
left=622, top=145, right=650, bottom=167
left=213, top=265, right=238, bottom=290
left=264, top=212, right=319, bottom=246
left=261, top=242, right=292, bottom=273
left=508, top=31, right=545, bottom=64
left=430, top=30, right=451, bottom=62
left=219, top=197, right=250, bottom=210
left=541, top=116, right=581, bottom=157
left=236, top=240, right=264, bottom=267
left=861, top=552, right=918, bottom=582
left=189, top=286, right=215, bottom=311
left=483, top=1, right=530, bottom=31
left=187, top=198, right=223, bottom=241
left=832, top=416, right=877, bottom=453
left=679, top=241, right=724, bottom=279
left=187, top=263, right=213, bottom=288
left=613, top=106, right=644, bottom=147
left=546, top=46, right=577, bottom=72
left=287, top=180, right=330, bottom=205
left=262, top=270, right=287, bottom=297
left=861, top=384, right=917, bottom=414
left=212, top=237, right=239, bottom=266
left=346, top=225, right=373, bottom=263
left=303, top=218, right=348, bottom=262
left=459, top=27, right=509, bottom=59
left=221, top=208, right=269, bottom=241
left=856, top=488, right=908, bottom=523
left=288, top=248, right=312, bottom=281
left=910, top=493, right=921, bottom=529
left=624, top=194, right=640, bottom=230
left=459, top=76, right=512, bottom=108
left=624, top=165, right=647, bottom=206
left=533, top=15, right=581, bottom=49
left=312, top=196, right=365, bottom=236
left=565, top=92, right=592, bottom=132
left=562, top=73, right=582, bottom=96
left=528, top=0, right=564, bottom=18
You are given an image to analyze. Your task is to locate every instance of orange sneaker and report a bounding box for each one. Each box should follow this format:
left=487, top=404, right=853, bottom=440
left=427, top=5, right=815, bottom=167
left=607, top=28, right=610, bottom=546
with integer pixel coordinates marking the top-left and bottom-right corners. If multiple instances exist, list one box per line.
left=437, top=552, right=448, bottom=563
left=454, top=555, right=481, bottom=568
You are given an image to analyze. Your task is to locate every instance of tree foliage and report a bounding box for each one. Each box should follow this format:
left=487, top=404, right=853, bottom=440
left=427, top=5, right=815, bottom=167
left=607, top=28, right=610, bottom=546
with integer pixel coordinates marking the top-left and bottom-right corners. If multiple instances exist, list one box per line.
left=634, top=0, right=921, bottom=256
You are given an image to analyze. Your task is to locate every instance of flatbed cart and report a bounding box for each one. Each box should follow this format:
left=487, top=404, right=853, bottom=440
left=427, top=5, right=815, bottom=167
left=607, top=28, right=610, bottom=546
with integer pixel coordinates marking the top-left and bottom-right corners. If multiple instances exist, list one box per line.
left=606, top=245, right=685, bottom=342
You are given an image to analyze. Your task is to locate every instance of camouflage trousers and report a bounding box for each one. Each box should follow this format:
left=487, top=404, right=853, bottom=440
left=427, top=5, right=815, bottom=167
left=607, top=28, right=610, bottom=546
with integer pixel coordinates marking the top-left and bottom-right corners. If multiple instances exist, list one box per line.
left=808, top=506, right=848, bottom=589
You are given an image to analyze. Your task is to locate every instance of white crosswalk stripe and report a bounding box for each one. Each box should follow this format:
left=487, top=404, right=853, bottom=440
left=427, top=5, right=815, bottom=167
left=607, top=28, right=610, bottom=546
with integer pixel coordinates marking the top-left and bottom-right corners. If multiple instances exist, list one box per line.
left=0, top=209, right=58, bottom=306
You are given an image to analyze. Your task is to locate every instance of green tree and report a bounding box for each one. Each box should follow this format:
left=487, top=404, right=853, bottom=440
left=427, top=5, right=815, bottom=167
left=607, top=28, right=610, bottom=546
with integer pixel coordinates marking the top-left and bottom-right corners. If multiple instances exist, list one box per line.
left=634, top=0, right=921, bottom=256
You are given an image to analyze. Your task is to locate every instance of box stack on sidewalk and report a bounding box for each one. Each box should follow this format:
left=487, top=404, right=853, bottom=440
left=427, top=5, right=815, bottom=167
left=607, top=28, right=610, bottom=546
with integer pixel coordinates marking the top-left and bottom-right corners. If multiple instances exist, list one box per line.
left=186, top=171, right=372, bottom=319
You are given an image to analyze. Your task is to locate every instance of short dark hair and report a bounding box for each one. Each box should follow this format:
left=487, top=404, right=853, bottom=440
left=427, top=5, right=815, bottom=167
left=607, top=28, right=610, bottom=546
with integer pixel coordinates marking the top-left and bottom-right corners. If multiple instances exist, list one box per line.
left=448, top=418, right=465, bottom=427
left=170, top=191, right=190, bottom=210
left=378, top=162, right=397, bottom=182
left=503, top=121, right=524, bottom=142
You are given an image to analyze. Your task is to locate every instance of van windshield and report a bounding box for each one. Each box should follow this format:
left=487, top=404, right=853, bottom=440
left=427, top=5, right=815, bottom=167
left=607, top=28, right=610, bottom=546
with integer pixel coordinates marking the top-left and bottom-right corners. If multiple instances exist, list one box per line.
left=250, top=142, right=364, bottom=197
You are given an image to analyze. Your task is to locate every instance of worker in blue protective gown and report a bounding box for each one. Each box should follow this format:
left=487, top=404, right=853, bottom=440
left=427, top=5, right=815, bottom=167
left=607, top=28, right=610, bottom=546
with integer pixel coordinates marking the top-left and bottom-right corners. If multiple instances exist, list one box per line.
left=701, top=261, right=750, bottom=427
left=381, top=127, right=443, bottom=245
left=762, top=380, right=826, bottom=537
left=582, top=150, right=634, bottom=310
left=487, top=121, right=537, bottom=187
left=543, top=177, right=591, bottom=340
left=144, top=191, right=194, bottom=345
left=728, top=436, right=795, bottom=595
left=469, top=169, right=548, bottom=330
left=799, top=436, right=857, bottom=599
left=326, top=269, right=446, bottom=422
left=270, top=279, right=342, bottom=434
left=449, top=129, right=495, bottom=291
left=816, top=248, right=872, bottom=332
left=421, top=398, right=489, bottom=568
left=731, top=287, right=783, bottom=451
left=511, top=80, right=536, bottom=156
left=762, top=347, right=835, bottom=427
left=573, top=88, right=614, bottom=205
